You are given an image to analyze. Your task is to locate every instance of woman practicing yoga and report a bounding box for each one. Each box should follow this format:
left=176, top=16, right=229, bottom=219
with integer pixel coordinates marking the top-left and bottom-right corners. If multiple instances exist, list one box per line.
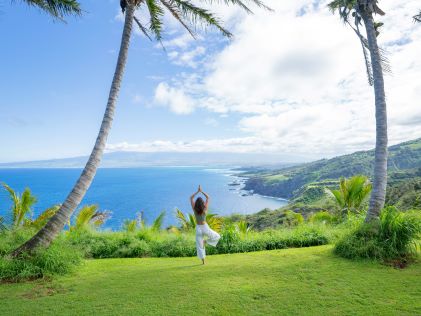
left=190, top=185, right=221, bottom=264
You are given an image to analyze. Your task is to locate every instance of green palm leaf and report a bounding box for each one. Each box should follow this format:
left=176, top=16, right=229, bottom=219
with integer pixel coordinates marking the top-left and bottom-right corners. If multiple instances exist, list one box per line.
left=146, top=0, right=165, bottom=41
left=29, top=205, right=60, bottom=230
left=123, top=219, right=138, bottom=233
left=18, top=0, right=82, bottom=20
left=74, top=205, right=98, bottom=230
left=151, top=211, right=166, bottom=231
left=2, top=183, right=37, bottom=227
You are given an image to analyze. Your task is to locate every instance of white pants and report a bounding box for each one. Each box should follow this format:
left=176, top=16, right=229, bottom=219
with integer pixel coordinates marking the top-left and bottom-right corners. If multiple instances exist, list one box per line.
left=196, top=223, right=221, bottom=260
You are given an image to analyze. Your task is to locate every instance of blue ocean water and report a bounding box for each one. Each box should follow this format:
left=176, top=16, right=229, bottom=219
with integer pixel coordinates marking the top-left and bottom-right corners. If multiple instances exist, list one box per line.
left=0, top=168, right=287, bottom=230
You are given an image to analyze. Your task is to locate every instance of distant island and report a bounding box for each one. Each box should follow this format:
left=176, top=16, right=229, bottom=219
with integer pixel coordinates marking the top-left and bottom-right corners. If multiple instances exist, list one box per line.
left=0, top=151, right=304, bottom=169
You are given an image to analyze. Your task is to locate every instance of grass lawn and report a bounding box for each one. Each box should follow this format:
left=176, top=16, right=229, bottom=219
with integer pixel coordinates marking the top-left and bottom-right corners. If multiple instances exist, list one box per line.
left=1, top=246, right=420, bottom=315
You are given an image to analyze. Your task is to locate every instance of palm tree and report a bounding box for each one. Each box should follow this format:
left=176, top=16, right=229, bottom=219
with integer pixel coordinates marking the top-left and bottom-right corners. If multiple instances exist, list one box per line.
left=2, top=183, right=37, bottom=227
left=414, top=11, right=421, bottom=23
left=12, top=0, right=268, bottom=256
left=15, top=0, right=81, bottom=20
left=328, top=175, right=372, bottom=218
left=329, top=0, right=389, bottom=222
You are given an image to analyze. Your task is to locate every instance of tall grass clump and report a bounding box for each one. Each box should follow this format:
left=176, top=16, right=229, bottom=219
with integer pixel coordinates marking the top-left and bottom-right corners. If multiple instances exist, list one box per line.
left=0, top=230, right=82, bottom=282
left=334, top=207, right=421, bottom=265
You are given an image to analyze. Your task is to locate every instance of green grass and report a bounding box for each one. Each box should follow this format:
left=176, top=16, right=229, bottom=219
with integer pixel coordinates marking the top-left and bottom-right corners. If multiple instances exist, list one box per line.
left=263, top=174, right=288, bottom=183
left=1, top=246, right=420, bottom=315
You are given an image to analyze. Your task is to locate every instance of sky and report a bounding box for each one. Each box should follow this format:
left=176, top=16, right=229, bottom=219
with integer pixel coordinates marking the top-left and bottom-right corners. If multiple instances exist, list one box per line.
left=0, top=0, right=420, bottom=163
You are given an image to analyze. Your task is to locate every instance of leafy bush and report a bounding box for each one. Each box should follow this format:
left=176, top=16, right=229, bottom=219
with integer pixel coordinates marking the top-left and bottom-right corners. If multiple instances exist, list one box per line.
left=283, top=210, right=304, bottom=226
left=334, top=207, right=421, bottom=263
left=0, top=231, right=82, bottom=282
left=309, top=211, right=338, bottom=225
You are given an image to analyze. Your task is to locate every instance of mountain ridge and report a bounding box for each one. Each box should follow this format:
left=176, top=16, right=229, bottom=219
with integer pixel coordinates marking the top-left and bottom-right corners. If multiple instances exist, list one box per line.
left=243, top=137, right=421, bottom=200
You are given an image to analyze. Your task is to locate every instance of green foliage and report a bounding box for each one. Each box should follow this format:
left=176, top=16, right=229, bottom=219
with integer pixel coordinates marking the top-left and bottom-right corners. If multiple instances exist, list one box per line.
left=126, top=0, right=270, bottom=42
left=334, top=207, right=421, bottom=262
left=244, top=138, right=421, bottom=210
left=283, top=210, right=304, bottom=226
left=71, top=205, right=111, bottom=231
left=328, top=175, right=372, bottom=217
left=237, top=220, right=251, bottom=235
left=2, top=183, right=37, bottom=227
left=175, top=209, right=223, bottom=232
left=18, top=0, right=81, bottom=20
left=151, top=211, right=165, bottom=231
left=309, top=211, right=337, bottom=225
left=0, top=216, right=6, bottom=232
left=27, top=205, right=59, bottom=230
left=386, top=177, right=421, bottom=210
left=0, top=230, right=82, bottom=282
left=123, top=219, right=138, bottom=233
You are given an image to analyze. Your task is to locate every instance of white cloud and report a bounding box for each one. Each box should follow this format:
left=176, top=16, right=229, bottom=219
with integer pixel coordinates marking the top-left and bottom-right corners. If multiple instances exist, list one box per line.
left=154, top=82, right=194, bottom=114
left=148, top=0, right=421, bottom=155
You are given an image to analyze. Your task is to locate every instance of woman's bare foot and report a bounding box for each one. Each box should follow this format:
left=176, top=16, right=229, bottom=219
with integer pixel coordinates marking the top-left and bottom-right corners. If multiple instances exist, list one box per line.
left=202, top=259, right=205, bottom=265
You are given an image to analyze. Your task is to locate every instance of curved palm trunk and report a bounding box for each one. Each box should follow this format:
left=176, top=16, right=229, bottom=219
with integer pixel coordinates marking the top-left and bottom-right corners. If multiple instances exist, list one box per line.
left=11, top=4, right=136, bottom=256
left=362, top=11, right=388, bottom=222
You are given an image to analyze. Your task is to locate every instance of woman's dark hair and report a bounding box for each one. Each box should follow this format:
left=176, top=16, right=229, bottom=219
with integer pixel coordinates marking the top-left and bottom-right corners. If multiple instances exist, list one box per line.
left=194, top=197, right=206, bottom=215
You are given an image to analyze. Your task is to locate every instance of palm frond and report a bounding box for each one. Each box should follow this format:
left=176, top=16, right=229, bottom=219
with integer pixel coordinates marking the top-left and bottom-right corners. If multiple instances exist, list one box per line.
left=2, top=183, right=20, bottom=224
left=18, top=0, right=82, bottom=20
left=200, top=0, right=272, bottom=13
left=170, top=0, right=232, bottom=38
left=123, top=219, right=138, bottom=233
left=19, top=188, right=37, bottom=226
left=74, top=205, right=98, bottom=230
left=151, top=210, right=166, bottom=231
left=328, top=0, right=390, bottom=86
left=188, top=213, right=197, bottom=229
left=160, top=0, right=196, bottom=38
left=146, top=0, right=165, bottom=41
left=90, top=210, right=112, bottom=227
left=29, top=205, right=60, bottom=230
left=133, top=15, right=153, bottom=41
left=414, top=11, right=421, bottom=23
left=2, top=183, right=37, bottom=227
left=206, top=212, right=223, bottom=232
left=237, top=219, right=250, bottom=234
left=175, top=208, right=191, bottom=230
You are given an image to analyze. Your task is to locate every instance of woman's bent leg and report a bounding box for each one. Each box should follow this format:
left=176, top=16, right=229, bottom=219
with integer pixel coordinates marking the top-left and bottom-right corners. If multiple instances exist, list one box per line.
left=204, top=224, right=220, bottom=247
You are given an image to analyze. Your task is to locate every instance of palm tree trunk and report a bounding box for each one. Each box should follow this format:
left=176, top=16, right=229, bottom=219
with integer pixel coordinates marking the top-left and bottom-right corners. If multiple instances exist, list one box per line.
left=11, top=4, right=136, bottom=256
left=362, top=11, right=388, bottom=222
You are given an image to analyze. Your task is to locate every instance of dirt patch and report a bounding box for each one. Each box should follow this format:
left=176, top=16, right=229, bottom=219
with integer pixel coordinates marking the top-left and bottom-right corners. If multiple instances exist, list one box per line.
left=21, top=283, right=67, bottom=299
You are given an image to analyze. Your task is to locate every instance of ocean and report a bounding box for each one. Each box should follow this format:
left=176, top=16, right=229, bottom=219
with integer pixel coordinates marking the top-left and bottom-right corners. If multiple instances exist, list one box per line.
left=0, top=168, right=287, bottom=230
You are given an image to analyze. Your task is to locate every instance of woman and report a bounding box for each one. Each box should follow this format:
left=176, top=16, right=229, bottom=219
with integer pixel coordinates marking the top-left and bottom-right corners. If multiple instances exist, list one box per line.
left=190, top=185, right=220, bottom=264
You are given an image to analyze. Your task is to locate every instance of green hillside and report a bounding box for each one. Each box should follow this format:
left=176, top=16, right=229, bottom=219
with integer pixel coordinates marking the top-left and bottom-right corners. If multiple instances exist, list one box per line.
left=243, top=138, right=421, bottom=210
left=1, top=246, right=420, bottom=315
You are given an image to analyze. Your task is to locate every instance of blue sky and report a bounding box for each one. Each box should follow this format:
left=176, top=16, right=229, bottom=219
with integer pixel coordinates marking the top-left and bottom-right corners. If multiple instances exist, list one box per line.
left=0, top=0, right=240, bottom=162
left=1, top=0, right=421, bottom=163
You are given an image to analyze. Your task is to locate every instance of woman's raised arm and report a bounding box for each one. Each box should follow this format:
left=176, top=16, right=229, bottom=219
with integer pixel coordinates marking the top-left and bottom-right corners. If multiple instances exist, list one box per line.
left=201, top=190, right=210, bottom=210
left=190, top=186, right=200, bottom=210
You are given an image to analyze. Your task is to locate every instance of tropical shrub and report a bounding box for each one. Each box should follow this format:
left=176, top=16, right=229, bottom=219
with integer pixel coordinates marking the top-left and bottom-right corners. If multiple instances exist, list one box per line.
left=0, top=230, right=82, bottom=282
left=70, top=205, right=111, bottom=231
left=309, top=211, right=337, bottom=225
left=283, top=210, right=304, bottom=226
left=2, top=183, right=37, bottom=227
left=334, top=207, right=421, bottom=263
left=328, top=175, right=372, bottom=218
